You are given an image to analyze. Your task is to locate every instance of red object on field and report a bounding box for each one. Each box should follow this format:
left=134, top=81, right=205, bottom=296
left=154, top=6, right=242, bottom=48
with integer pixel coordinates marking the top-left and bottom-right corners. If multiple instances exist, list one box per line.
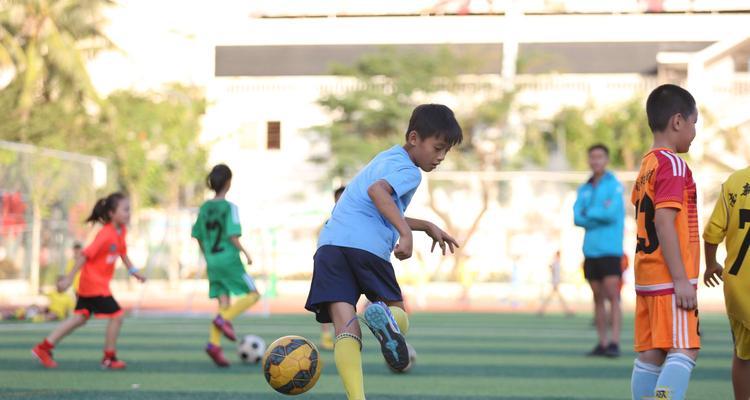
left=31, top=343, right=58, bottom=368
left=206, top=344, right=230, bottom=367
left=1, top=192, right=26, bottom=238
left=101, top=356, right=127, bottom=370
left=213, top=315, right=237, bottom=341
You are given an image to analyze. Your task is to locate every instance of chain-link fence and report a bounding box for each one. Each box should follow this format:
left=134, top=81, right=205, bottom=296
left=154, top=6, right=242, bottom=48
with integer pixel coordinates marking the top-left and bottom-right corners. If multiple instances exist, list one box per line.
left=0, top=141, right=107, bottom=294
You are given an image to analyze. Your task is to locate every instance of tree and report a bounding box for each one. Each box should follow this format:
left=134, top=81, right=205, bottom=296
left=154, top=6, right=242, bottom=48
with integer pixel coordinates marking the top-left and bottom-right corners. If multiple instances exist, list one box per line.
left=107, top=85, right=207, bottom=209
left=0, top=1, right=208, bottom=291
left=0, top=0, right=113, bottom=133
left=524, top=98, right=651, bottom=170
left=312, top=47, right=516, bottom=280
left=313, top=46, right=470, bottom=177
left=0, top=1, right=208, bottom=209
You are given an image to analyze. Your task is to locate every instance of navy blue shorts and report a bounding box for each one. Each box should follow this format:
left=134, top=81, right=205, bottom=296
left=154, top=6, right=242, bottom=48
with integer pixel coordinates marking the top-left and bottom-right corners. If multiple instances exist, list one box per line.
left=305, top=245, right=402, bottom=323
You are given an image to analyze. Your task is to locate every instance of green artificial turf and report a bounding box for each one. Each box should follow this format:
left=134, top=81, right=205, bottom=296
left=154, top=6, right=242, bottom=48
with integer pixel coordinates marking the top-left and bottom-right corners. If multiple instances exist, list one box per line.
left=0, top=312, right=734, bottom=399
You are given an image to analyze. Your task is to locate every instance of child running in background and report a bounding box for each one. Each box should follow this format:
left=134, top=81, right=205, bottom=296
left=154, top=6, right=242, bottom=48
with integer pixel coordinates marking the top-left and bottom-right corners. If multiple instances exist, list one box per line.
left=32, top=192, right=146, bottom=369
left=537, top=251, right=574, bottom=316
left=192, top=164, right=260, bottom=367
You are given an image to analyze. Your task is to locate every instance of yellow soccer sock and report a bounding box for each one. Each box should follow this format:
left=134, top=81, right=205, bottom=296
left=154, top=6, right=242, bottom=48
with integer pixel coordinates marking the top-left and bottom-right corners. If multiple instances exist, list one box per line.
left=334, top=334, right=365, bottom=400
left=321, top=330, right=334, bottom=350
left=210, top=302, right=230, bottom=346
left=389, top=306, right=409, bottom=335
left=220, top=292, right=260, bottom=321
left=209, top=325, right=222, bottom=346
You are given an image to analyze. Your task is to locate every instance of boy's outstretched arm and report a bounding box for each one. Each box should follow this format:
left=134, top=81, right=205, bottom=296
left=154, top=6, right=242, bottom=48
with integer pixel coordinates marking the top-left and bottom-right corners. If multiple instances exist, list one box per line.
left=406, top=217, right=459, bottom=255
left=654, top=208, right=696, bottom=310
left=368, top=180, right=413, bottom=260
left=703, top=242, right=724, bottom=287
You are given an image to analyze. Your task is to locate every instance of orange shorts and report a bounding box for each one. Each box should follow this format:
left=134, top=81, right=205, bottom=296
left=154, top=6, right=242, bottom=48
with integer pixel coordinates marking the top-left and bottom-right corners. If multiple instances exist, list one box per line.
left=634, top=294, right=701, bottom=352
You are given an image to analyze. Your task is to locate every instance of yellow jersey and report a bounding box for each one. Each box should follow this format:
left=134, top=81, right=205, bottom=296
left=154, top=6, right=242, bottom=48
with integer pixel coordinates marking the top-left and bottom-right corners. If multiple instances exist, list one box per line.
left=703, top=167, right=750, bottom=325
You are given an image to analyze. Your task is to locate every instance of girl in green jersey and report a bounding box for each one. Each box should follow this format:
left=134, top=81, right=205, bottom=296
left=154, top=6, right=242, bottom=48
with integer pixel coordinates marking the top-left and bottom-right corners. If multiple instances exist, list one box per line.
left=192, top=164, right=260, bottom=367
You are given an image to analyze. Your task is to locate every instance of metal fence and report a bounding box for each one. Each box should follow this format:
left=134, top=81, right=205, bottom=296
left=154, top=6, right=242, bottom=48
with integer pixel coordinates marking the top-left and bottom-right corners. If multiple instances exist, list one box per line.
left=0, top=141, right=107, bottom=293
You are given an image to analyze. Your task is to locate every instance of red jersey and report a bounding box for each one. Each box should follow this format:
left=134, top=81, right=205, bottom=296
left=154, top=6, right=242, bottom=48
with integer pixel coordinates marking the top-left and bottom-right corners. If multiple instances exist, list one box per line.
left=77, top=223, right=127, bottom=297
left=631, top=148, right=700, bottom=296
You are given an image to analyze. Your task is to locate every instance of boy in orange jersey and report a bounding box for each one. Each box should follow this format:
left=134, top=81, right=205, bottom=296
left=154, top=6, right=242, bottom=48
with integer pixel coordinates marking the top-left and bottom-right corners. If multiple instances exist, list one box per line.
left=630, top=84, right=700, bottom=400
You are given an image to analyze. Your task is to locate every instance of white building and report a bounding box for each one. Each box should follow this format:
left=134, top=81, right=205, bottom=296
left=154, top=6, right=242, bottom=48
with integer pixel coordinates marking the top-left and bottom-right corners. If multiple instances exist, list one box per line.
left=85, top=2, right=750, bottom=281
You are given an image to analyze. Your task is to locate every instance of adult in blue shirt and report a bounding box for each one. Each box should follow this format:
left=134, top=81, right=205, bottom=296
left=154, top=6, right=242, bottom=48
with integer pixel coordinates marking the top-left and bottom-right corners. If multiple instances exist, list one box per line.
left=574, top=144, right=625, bottom=358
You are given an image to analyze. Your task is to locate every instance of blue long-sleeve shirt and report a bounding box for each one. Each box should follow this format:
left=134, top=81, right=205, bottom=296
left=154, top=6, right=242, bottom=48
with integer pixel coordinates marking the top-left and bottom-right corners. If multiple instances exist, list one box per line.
left=573, top=171, right=625, bottom=258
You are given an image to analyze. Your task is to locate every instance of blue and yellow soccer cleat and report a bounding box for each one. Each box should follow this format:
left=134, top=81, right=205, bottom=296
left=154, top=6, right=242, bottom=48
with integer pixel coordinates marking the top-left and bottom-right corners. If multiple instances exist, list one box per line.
left=363, top=301, right=409, bottom=371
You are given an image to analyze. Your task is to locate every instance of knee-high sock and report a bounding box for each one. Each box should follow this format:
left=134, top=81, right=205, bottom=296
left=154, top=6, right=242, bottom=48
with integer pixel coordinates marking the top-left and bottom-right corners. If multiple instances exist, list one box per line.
left=654, top=353, right=695, bottom=400
left=220, top=292, right=260, bottom=320
left=334, top=335, right=365, bottom=400
left=389, top=306, right=409, bottom=335
left=631, top=359, right=661, bottom=400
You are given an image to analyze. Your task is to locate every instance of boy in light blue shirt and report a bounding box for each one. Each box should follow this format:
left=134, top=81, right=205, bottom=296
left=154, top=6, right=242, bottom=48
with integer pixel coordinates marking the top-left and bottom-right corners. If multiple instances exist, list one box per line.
left=318, top=144, right=423, bottom=261
left=305, top=104, right=462, bottom=399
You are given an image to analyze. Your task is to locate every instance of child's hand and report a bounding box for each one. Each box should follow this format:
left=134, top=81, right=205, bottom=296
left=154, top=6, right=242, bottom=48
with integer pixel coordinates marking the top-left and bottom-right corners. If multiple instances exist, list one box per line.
left=56, top=276, right=72, bottom=292
left=244, top=251, right=253, bottom=266
left=674, top=279, right=697, bottom=310
left=394, top=233, right=413, bottom=261
left=703, top=262, right=724, bottom=287
left=425, top=223, right=459, bottom=255
left=132, top=272, right=147, bottom=283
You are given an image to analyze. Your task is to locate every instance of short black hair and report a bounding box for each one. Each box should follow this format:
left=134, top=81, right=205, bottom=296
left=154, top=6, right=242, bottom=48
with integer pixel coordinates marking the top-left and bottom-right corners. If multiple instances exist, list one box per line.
left=646, top=84, right=696, bottom=133
left=587, top=144, right=609, bottom=156
left=406, top=104, right=463, bottom=146
left=207, top=164, right=232, bottom=193
left=333, top=186, right=345, bottom=201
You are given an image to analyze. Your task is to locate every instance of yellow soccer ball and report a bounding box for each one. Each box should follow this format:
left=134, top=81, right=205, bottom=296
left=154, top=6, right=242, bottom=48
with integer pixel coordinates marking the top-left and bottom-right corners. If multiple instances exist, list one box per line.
left=262, top=335, right=323, bottom=395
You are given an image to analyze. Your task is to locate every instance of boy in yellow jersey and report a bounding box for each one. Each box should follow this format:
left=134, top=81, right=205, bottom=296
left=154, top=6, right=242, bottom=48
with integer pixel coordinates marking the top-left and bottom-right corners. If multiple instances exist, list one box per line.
left=703, top=168, right=750, bottom=400
left=630, top=84, right=700, bottom=400
left=46, top=242, right=83, bottom=320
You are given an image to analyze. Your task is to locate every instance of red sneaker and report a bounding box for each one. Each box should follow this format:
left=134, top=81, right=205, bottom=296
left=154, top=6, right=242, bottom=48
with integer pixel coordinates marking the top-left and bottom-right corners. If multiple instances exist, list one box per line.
left=101, top=356, right=127, bottom=370
left=212, top=315, right=236, bottom=341
left=206, top=344, right=230, bottom=367
left=32, top=344, right=58, bottom=369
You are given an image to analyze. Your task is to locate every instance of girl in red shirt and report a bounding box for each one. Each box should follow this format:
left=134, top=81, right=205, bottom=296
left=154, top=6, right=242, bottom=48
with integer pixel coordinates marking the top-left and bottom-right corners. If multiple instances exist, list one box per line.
left=32, top=192, right=146, bottom=369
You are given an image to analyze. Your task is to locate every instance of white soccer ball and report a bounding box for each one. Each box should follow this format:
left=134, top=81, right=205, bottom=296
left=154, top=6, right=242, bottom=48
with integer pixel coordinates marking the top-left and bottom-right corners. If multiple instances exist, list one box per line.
left=237, top=334, right=266, bottom=364
left=387, top=342, right=417, bottom=373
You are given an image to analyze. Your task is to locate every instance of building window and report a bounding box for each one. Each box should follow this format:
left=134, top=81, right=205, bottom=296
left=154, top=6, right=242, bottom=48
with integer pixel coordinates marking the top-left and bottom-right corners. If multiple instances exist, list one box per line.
left=267, top=121, right=281, bottom=150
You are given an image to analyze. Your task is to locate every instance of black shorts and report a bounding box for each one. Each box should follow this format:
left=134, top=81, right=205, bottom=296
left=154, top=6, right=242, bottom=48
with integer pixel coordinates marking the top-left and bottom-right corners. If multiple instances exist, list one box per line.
left=583, top=256, right=622, bottom=281
left=305, top=245, right=403, bottom=323
left=74, top=296, right=123, bottom=319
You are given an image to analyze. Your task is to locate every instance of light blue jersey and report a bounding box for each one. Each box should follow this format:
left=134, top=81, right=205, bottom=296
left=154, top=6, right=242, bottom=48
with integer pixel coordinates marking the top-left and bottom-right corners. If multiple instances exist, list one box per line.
left=318, top=145, right=422, bottom=261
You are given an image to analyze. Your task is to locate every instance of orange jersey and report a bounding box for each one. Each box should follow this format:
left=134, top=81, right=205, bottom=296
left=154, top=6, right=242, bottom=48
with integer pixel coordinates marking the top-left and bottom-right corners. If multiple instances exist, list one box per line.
left=77, top=223, right=127, bottom=297
left=631, top=148, right=699, bottom=296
